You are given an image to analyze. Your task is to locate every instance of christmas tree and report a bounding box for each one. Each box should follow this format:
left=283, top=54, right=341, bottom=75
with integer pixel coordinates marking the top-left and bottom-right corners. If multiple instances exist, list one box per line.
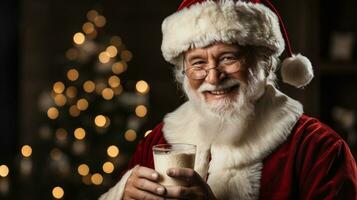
left=0, top=9, right=151, bottom=199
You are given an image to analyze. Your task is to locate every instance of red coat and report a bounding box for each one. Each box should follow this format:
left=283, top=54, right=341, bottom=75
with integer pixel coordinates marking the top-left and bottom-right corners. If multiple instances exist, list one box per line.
left=124, top=115, right=357, bottom=199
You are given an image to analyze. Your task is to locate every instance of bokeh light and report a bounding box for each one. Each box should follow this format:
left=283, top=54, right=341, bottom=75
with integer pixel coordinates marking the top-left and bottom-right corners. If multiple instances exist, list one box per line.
left=54, top=94, right=67, bottom=107
left=0, top=165, right=9, bottom=177
left=47, top=107, right=59, bottom=120
left=65, top=86, right=77, bottom=99
left=106, top=45, right=118, bottom=57
left=69, top=105, right=80, bottom=117
left=99, top=51, right=111, bottom=64
left=66, top=48, right=78, bottom=60
left=108, top=76, right=120, bottom=88
left=52, top=186, right=64, bottom=199
left=67, top=69, right=79, bottom=81
left=135, top=80, right=150, bottom=94
left=135, top=105, right=148, bottom=118
left=77, top=164, right=90, bottom=176
left=125, top=129, right=137, bottom=142
left=83, top=81, right=95, bottom=93
left=82, top=22, right=95, bottom=34
left=102, top=88, right=114, bottom=100
left=94, top=115, right=106, bottom=127
left=74, top=128, right=86, bottom=140
left=111, top=62, right=127, bottom=74
left=121, top=50, right=133, bottom=62
left=77, top=99, right=89, bottom=111
left=91, top=173, right=103, bottom=185
left=55, top=129, right=68, bottom=142
left=110, top=36, right=122, bottom=47
left=107, top=145, right=119, bottom=158
left=73, top=32, right=85, bottom=45
left=53, top=81, right=65, bottom=94
left=86, top=10, right=98, bottom=22
left=94, top=15, right=106, bottom=27
left=102, top=162, right=114, bottom=174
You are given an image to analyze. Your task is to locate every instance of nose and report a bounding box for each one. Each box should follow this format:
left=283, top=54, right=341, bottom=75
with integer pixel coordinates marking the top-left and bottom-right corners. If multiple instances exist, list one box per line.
left=204, top=64, right=225, bottom=85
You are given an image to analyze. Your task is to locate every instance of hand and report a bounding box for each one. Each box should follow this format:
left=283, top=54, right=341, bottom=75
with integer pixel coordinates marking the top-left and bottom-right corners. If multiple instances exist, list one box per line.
left=164, top=168, right=217, bottom=200
left=123, top=166, right=166, bottom=200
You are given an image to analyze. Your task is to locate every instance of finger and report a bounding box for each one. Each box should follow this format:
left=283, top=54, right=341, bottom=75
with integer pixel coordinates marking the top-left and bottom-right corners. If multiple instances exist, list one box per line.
left=128, top=187, right=165, bottom=200
left=164, top=185, right=191, bottom=198
left=167, top=168, right=199, bottom=184
left=133, top=166, right=160, bottom=181
left=134, top=178, right=166, bottom=195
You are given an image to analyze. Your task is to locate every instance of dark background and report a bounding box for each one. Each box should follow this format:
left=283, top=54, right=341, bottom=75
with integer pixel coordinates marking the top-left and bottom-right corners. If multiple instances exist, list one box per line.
left=1, top=0, right=357, bottom=198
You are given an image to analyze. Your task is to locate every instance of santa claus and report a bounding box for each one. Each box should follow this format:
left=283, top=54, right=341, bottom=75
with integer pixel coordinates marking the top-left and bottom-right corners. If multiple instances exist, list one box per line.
left=101, top=0, right=357, bottom=199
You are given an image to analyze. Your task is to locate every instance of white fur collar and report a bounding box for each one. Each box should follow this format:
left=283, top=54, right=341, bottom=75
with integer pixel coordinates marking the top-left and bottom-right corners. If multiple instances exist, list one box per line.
left=162, top=85, right=303, bottom=199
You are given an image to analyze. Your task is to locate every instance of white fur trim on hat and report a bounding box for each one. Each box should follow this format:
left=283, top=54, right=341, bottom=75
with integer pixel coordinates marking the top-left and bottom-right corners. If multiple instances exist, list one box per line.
left=281, top=54, right=314, bottom=88
left=161, top=0, right=284, bottom=66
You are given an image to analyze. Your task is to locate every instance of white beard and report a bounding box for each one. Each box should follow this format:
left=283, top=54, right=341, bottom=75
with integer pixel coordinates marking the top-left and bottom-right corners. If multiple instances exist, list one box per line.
left=182, top=68, right=266, bottom=144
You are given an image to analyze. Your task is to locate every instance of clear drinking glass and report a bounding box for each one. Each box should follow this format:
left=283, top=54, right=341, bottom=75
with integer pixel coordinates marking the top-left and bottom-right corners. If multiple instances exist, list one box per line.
left=153, top=143, right=196, bottom=186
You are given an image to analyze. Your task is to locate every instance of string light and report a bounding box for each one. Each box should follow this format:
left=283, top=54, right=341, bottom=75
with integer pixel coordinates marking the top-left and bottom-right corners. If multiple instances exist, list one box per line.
left=121, top=50, right=133, bottom=62
left=0, top=165, right=9, bottom=177
left=47, top=107, right=59, bottom=120
left=69, top=105, right=80, bottom=117
left=67, top=69, right=79, bottom=81
left=135, top=105, right=148, bottom=118
left=73, top=32, right=85, bottom=45
left=52, top=186, right=64, bottom=199
left=135, top=80, right=150, bottom=94
left=99, top=51, right=111, bottom=64
left=91, top=173, right=103, bottom=185
left=94, top=115, right=106, bottom=127
left=112, top=62, right=127, bottom=74
left=108, top=76, right=120, bottom=88
left=144, top=130, right=152, bottom=137
left=74, top=128, right=86, bottom=140
left=77, top=164, right=89, bottom=176
left=107, top=145, right=119, bottom=158
left=76, top=99, right=89, bottom=111
left=54, top=94, right=67, bottom=107
left=65, top=86, right=77, bottom=98
left=83, top=81, right=95, bottom=93
left=53, top=82, right=65, bottom=94
left=106, top=45, right=118, bottom=57
left=125, top=129, right=137, bottom=142
left=82, top=22, right=95, bottom=34
left=102, top=88, right=114, bottom=100
left=86, top=10, right=98, bottom=22
left=102, top=162, right=114, bottom=174
left=94, top=15, right=106, bottom=27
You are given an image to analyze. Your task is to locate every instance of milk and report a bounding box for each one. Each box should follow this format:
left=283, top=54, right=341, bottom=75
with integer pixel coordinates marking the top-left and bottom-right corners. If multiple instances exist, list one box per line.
left=153, top=152, right=196, bottom=186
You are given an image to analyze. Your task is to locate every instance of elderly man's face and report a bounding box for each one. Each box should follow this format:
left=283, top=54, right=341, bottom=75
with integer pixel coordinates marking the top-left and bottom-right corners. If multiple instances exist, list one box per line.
left=184, top=43, right=250, bottom=106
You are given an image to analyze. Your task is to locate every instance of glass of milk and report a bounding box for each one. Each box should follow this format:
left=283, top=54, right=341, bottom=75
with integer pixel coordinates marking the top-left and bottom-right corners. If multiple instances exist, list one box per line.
left=153, top=143, right=196, bottom=186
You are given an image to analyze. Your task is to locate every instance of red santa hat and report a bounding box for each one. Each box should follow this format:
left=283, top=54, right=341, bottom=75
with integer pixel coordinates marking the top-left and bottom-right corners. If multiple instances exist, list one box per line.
left=161, top=0, right=314, bottom=88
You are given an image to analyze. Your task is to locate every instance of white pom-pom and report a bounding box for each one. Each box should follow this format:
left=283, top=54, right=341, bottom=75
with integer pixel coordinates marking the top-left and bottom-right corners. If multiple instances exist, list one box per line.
left=281, top=54, right=314, bottom=88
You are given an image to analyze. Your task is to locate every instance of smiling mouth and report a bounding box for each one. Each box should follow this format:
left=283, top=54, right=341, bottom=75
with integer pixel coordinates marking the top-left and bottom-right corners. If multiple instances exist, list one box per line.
left=205, top=84, right=240, bottom=96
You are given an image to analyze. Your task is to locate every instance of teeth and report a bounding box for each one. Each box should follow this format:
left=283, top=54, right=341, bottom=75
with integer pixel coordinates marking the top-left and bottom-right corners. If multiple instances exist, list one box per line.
left=210, top=89, right=230, bottom=95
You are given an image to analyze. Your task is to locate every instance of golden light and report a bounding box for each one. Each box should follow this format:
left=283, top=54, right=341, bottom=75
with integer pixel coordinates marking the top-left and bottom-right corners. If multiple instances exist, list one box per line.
left=102, top=162, right=114, bottom=174
left=87, top=30, right=98, bottom=40
left=106, top=45, right=118, bottom=58
left=102, top=88, right=114, bottom=100
left=82, top=22, right=95, bottom=34
left=95, top=115, right=106, bottom=127
left=47, top=107, right=59, bottom=120
left=56, top=129, right=68, bottom=141
left=77, top=98, right=89, bottom=111
left=52, top=186, right=64, bottom=199
left=50, top=148, right=61, bottom=161
left=21, top=145, right=32, bottom=157
left=53, top=81, right=65, bottom=94
left=74, top=128, right=86, bottom=140
left=83, top=81, right=95, bottom=93
left=65, top=48, right=78, bottom=60
left=65, top=86, right=77, bottom=98
left=95, top=82, right=106, bottom=95
left=121, top=50, right=133, bottom=62
left=107, top=145, right=119, bottom=158
left=67, top=69, right=79, bottom=81
left=113, top=85, right=123, bottom=95
left=0, top=165, right=9, bottom=177
left=99, top=51, right=111, bottom=64
left=91, top=173, right=103, bottom=185
left=135, top=80, right=150, bottom=94
left=110, top=36, right=122, bottom=47
left=87, top=10, right=98, bottom=22
left=144, top=130, right=152, bottom=137
left=69, top=105, right=80, bottom=117
left=125, top=129, right=137, bottom=142
left=77, top=164, right=90, bottom=176
left=94, top=15, right=106, bottom=27
left=135, top=105, right=148, bottom=118
left=54, top=94, right=67, bottom=107
left=108, top=76, right=120, bottom=88
left=73, top=32, right=85, bottom=45
left=112, top=62, right=127, bottom=74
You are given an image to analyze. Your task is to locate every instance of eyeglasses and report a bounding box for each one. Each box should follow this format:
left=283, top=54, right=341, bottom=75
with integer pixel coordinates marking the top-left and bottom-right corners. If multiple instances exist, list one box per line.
left=182, top=55, right=245, bottom=80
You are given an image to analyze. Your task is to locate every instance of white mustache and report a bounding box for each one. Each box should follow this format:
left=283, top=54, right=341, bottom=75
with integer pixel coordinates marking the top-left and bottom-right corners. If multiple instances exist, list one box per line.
left=198, top=79, right=241, bottom=92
